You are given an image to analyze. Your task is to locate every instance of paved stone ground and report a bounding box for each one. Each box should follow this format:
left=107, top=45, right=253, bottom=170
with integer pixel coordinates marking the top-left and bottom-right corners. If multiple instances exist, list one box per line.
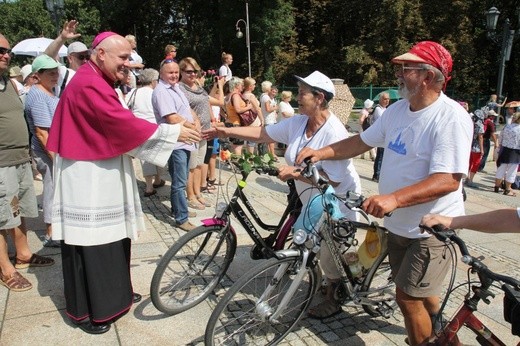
left=0, top=152, right=518, bottom=345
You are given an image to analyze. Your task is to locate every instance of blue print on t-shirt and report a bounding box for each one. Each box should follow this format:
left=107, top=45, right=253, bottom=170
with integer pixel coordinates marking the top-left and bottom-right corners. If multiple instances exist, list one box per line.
left=388, top=132, right=407, bottom=155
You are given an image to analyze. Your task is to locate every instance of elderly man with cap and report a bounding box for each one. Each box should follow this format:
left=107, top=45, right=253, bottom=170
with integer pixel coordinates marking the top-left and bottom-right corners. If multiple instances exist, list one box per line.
left=0, top=33, right=55, bottom=293
left=204, top=71, right=362, bottom=318
left=47, top=31, right=200, bottom=334
left=44, top=20, right=90, bottom=96
left=297, top=42, right=473, bottom=345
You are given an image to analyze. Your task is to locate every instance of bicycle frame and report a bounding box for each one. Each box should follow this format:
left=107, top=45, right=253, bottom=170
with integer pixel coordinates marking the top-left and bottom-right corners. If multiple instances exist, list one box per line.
left=201, top=170, right=301, bottom=259
left=260, top=187, right=393, bottom=321
left=419, top=224, right=520, bottom=346
left=433, top=273, right=508, bottom=345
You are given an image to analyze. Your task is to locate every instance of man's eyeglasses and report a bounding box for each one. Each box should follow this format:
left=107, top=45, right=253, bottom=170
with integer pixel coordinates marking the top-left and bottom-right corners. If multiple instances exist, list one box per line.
left=183, top=70, right=199, bottom=75
left=75, top=53, right=90, bottom=61
left=0, top=47, right=12, bottom=56
left=394, top=64, right=426, bottom=75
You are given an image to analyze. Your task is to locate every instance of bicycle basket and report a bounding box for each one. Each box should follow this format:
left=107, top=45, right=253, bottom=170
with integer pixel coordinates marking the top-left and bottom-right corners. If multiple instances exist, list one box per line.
left=503, top=284, right=520, bottom=336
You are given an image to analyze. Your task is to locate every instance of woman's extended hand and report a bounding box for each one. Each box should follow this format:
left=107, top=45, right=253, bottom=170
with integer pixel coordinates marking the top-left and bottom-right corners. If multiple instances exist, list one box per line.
left=202, top=126, right=228, bottom=140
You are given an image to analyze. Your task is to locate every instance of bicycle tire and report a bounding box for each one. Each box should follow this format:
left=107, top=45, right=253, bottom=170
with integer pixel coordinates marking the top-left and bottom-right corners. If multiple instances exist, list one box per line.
left=150, top=224, right=236, bottom=315
left=360, top=249, right=397, bottom=317
left=205, top=256, right=318, bottom=346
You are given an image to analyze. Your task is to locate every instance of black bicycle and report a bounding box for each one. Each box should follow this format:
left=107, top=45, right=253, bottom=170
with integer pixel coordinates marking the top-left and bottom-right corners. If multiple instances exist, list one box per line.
left=150, top=156, right=301, bottom=315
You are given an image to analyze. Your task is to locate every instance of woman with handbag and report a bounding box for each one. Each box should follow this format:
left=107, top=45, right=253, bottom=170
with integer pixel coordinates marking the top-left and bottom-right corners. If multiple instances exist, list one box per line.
left=242, top=77, right=263, bottom=153
left=224, top=77, right=256, bottom=155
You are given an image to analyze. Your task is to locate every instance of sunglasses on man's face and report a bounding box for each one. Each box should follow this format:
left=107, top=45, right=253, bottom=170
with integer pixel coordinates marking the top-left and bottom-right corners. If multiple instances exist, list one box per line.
left=75, top=53, right=90, bottom=61
left=0, top=47, right=12, bottom=56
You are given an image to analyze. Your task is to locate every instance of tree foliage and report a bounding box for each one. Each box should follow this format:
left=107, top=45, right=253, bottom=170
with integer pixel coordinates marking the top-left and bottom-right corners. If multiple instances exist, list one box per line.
left=1, top=0, right=519, bottom=102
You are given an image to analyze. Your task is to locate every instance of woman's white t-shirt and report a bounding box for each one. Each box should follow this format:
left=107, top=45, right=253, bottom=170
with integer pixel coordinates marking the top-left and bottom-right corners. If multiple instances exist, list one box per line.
left=266, top=114, right=361, bottom=219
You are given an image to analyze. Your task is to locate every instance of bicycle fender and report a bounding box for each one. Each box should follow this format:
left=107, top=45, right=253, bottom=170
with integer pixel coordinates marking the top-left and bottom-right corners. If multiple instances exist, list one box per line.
left=201, top=218, right=227, bottom=226
left=273, top=249, right=301, bottom=259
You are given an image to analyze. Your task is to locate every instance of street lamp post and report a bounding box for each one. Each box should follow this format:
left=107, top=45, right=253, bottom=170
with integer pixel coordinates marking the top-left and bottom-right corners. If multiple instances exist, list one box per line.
left=45, top=0, right=65, bottom=36
left=235, top=0, right=251, bottom=77
left=485, top=6, right=519, bottom=121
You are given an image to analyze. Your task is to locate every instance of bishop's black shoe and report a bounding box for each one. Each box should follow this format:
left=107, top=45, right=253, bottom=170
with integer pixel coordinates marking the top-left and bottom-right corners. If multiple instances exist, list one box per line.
left=133, top=292, right=142, bottom=303
left=74, top=320, right=111, bottom=335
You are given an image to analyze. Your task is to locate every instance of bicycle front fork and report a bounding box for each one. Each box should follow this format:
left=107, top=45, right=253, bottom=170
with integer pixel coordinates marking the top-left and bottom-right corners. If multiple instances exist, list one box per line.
left=254, top=249, right=311, bottom=323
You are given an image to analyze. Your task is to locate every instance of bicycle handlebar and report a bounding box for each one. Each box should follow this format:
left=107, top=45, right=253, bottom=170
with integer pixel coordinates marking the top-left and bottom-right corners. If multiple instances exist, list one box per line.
left=299, top=160, right=393, bottom=218
left=419, top=224, right=520, bottom=289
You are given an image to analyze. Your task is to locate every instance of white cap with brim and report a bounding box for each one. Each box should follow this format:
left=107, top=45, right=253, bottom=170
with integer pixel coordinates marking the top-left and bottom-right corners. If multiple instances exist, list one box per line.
left=487, top=109, right=498, bottom=117
left=294, top=71, right=335, bottom=101
left=67, top=41, right=89, bottom=55
left=364, top=99, right=374, bottom=109
left=21, top=64, right=32, bottom=81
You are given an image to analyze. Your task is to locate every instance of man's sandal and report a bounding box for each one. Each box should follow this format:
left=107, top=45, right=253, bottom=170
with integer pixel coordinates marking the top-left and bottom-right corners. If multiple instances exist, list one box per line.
left=307, top=300, right=342, bottom=320
left=15, top=254, right=55, bottom=269
left=0, top=271, right=32, bottom=291
left=503, top=189, right=517, bottom=197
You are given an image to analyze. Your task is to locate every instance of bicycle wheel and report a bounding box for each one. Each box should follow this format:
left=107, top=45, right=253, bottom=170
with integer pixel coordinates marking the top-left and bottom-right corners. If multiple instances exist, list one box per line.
left=360, top=250, right=397, bottom=318
left=205, top=256, right=319, bottom=346
left=150, top=224, right=236, bottom=315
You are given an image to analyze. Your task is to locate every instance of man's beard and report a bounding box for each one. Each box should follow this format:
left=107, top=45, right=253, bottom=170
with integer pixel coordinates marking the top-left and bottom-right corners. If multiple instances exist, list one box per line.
left=398, top=83, right=420, bottom=101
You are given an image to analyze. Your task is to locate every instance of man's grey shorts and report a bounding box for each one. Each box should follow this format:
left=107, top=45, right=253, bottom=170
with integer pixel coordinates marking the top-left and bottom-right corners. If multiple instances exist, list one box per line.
left=388, top=232, right=451, bottom=297
left=0, top=162, right=38, bottom=230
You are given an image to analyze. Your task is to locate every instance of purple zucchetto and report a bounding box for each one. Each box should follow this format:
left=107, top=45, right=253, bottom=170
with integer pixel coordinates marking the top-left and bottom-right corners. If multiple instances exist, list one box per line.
left=91, top=31, right=118, bottom=49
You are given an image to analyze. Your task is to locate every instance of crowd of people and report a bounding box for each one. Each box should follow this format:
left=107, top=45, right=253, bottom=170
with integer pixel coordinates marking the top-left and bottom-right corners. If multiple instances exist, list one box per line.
left=460, top=97, right=520, bottom=196
left=1, top=18, right=518, bottom=345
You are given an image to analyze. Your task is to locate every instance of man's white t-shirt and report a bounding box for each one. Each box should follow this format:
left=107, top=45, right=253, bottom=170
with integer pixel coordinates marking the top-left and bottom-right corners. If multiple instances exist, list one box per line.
left=361, top=93, right=473, bottom=238
left=55, top=66, right=76, bottom=97
left=266, top=114, right=361, bottom=219
left=371, top=104, right=385, bottom=125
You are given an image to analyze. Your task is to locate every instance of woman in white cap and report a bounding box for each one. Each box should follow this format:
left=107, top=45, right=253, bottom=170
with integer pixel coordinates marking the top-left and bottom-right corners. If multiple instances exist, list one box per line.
left=358, top=99, right=376, bottom=160
left=205, top=70, right=362, bottom=319
left=24, top=54, right=62, bottom=248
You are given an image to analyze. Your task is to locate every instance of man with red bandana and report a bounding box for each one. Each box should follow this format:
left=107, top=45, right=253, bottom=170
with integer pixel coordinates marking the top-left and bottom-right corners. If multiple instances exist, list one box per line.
left=297, top=41, right=473, bottom=345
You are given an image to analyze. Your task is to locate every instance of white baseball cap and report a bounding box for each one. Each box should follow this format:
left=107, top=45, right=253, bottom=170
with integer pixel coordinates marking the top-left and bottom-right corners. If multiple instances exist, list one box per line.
left=294, top=71, right=335, bottom=101
left=21, top=64, right=33, bottom=81
left=67, top=41, right=89, bottom=55
left=364, top=99, right=374, bottom=109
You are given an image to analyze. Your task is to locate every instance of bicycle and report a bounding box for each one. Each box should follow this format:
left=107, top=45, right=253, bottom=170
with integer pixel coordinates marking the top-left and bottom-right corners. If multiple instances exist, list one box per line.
left=417, top=224, right=520, bottom=346
left=150, top=154, right=302, bottom=315
left=205, top=160, right=396, bottom=345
